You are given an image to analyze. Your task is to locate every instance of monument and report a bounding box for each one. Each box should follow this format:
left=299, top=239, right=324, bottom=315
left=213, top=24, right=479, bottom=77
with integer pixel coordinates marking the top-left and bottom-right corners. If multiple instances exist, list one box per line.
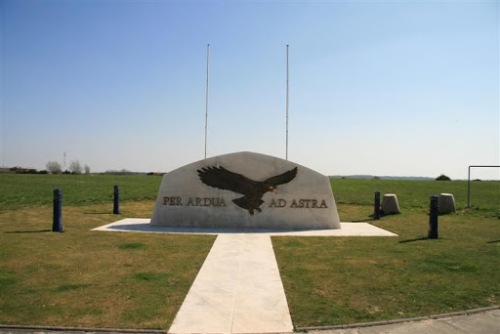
left=151, top=151, right=341, bottom=230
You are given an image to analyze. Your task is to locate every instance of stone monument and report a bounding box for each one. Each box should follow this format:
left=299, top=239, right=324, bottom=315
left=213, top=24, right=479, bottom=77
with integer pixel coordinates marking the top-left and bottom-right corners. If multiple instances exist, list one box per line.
left=150, top=151, right=341, bottom=230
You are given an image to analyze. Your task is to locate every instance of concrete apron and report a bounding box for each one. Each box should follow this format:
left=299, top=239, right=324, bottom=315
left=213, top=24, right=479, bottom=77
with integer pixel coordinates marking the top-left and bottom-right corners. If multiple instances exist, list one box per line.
left=168, top=234, right=293, bottom=334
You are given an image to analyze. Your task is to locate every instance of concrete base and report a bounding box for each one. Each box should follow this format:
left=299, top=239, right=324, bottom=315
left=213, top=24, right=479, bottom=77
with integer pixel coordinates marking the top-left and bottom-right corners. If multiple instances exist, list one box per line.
left=93, top=219, right=398, bottom=237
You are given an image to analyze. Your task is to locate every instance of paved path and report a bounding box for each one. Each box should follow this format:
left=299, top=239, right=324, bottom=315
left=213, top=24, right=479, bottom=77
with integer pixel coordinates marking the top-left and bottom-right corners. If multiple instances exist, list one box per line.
left=307, top=308, right=500, bottom=334
left=168, top=234, right=293, bottom=334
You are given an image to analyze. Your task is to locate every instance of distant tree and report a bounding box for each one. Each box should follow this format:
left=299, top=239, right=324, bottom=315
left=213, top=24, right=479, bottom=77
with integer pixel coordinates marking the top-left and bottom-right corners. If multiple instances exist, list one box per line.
left=69, top=160, right=83, bottom=174
left=436, top=174, right=451, bottom=181
left=105, top=169, right=132, bottom=175
left=84, top=164, right=91, bottom=175
left=46, top=161, right=62, bottom=174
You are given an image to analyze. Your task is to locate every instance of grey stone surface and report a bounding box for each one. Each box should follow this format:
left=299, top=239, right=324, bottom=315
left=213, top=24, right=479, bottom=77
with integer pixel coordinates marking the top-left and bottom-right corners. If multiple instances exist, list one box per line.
left=151, top=152, right=341, bottom=230
left=438, top=193, right=456, bottom=214
left=306, top=308, right=500, bottom=334
left=381, top=194, right=400, bottom=214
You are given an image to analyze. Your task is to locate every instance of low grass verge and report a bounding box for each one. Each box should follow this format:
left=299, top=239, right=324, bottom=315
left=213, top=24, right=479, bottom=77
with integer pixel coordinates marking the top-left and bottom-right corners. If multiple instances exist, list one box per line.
left=273, top=207, right=500, bottom=328
left=0, top=201, right=215, bottom=329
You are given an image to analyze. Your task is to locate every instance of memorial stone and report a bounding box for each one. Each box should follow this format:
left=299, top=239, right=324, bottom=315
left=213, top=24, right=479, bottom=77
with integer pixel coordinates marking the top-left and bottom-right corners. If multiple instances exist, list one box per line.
left=150, top=151, right=341, bottom=230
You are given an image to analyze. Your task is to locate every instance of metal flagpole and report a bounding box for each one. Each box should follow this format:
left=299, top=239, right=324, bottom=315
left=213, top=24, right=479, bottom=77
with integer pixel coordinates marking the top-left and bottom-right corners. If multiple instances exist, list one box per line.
left=286, top=44, right=289, bottom=160
left=204, top=43, right=210, bottom=159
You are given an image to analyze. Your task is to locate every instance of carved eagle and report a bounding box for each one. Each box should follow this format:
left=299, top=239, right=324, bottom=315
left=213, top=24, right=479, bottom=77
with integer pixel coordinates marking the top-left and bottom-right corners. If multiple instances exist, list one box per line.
left=197, top=166, right=298, bottom=215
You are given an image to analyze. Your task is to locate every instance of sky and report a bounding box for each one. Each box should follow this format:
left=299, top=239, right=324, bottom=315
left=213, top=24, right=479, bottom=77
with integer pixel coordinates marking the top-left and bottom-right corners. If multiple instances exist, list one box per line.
left=1, top=0, right=499, bottom=180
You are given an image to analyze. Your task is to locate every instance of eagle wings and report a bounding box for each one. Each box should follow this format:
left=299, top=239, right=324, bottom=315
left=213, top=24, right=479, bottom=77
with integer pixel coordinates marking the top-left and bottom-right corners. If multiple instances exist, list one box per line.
left=197, top=166, right=298, bottom=215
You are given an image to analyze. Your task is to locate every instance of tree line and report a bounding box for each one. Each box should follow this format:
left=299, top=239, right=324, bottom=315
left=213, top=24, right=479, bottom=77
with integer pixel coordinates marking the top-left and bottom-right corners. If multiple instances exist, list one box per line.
left=45, top=160, right=91, bottom=175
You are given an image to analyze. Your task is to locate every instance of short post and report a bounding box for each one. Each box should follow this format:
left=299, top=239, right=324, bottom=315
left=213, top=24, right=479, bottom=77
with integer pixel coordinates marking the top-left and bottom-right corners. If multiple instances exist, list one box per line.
left=374, top=191, right=381, bottom=220
left=428, top=195, right=439, bottom=239
left=113, top=184, right=120, bottom=214
left=52, top=189, right=63, bottom=232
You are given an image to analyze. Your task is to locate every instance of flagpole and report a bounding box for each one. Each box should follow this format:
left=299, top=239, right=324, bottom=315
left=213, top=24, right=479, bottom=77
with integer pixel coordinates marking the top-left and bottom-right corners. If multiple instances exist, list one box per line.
left=204, top=43, right=210, bottom=159
left=286, top=44, right=289, bottom=160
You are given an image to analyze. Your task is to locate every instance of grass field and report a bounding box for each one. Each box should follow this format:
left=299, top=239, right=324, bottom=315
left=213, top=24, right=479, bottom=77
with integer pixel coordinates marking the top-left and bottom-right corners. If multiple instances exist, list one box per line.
left=0, top=174, right=161, bottom=212
left=331, top=178, right=499, bottom=213
left=1, top=174, right=497, bottom=213
left=0, top=174, right=498, bottom=329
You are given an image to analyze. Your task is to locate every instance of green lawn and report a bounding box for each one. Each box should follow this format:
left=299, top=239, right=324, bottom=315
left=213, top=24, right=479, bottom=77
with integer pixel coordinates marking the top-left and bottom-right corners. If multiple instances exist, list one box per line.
left=274, top=210, right=499, bottom=328
left=0, top=202, right=215, bottom=329
left=0, top=174, right=498, bottom=329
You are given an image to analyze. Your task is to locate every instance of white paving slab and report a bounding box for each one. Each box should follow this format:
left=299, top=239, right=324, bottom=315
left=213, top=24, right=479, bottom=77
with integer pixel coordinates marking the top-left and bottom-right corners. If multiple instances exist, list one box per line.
left=168, top=234, right=293, bottom=334
left=93, top=218, right=398, bottom=237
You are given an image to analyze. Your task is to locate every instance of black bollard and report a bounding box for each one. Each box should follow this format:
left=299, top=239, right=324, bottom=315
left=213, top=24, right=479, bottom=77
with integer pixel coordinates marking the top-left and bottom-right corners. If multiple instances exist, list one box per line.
left=374, top=191, right=381, bottom=220
left=428, top=195, right=439, bottom=239
left=113, top=184, right=120, bottom=214
left=52, top=189, right=63, bottom=232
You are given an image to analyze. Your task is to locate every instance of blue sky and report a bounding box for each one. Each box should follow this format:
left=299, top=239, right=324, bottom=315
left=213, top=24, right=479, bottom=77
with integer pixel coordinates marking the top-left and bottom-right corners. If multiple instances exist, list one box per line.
left=1, top=0, right=499, bottom=179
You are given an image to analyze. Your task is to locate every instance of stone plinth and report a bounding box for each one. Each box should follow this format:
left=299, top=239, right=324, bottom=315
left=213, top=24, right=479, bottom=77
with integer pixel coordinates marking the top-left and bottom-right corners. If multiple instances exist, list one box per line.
left=150, top=151, right=341, bottom=230
left=381, top=193, right=400, bottom=214
left=438, top=193, right=456, bottom=214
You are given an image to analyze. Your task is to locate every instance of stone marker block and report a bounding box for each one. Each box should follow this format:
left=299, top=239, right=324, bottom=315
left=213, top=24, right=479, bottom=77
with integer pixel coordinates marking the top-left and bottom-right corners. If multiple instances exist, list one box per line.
left=151, top=151, right=341, bottom=230
left=381, top=193, right=401, bottom=214
left=438, top=193, right=456, bottom=214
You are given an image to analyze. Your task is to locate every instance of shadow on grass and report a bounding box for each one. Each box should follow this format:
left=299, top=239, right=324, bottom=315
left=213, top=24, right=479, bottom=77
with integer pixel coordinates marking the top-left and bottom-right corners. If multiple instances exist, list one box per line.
left=399, top=236, right=431, bottom=243
left=5, top=229, right=52, bottom=234
left=487, top=239, right=500, bottom=243
left=346, top=214, right=379, bottom=223
left=368, top=213, right=397, bottom=221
